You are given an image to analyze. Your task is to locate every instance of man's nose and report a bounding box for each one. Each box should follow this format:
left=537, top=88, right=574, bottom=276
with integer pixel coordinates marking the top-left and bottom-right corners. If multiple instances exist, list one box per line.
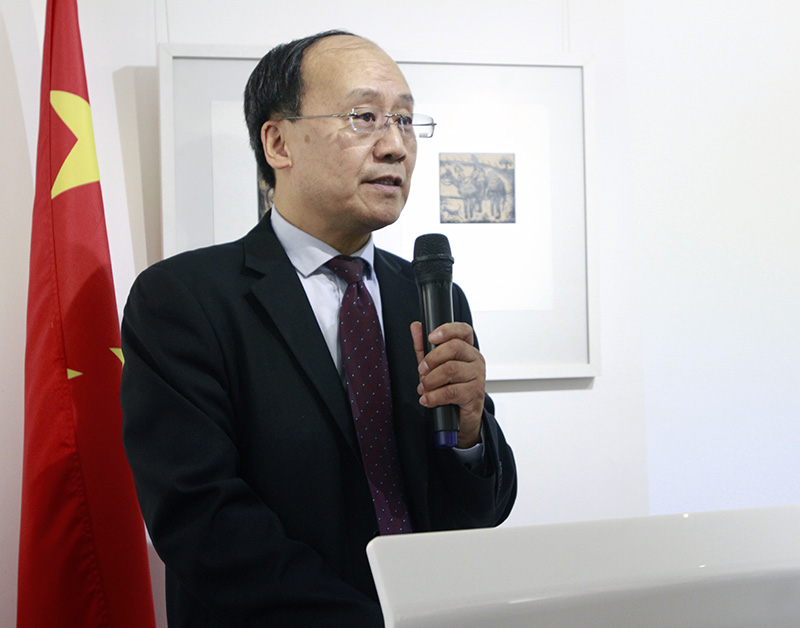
left=373, top=123, right=408, bottom=162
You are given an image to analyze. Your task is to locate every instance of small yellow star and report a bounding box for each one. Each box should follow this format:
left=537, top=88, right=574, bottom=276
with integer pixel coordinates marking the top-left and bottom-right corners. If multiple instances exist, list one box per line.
left=110, top=348, right=124, bottom=364
left=49, top=90, right=100, bottom=199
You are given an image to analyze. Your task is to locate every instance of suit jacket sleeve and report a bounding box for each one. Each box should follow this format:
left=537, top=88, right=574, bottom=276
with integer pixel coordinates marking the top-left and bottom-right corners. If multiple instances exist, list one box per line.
left=121, top=262, right=383, bottom=628
left=425, top=283, right=517, bottom=531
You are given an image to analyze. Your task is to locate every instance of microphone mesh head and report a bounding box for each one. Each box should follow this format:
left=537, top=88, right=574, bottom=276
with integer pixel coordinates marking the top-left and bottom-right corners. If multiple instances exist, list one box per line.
left=413, top=234, right=453, bottom=283
left=414, top=233, right=451, bottom=259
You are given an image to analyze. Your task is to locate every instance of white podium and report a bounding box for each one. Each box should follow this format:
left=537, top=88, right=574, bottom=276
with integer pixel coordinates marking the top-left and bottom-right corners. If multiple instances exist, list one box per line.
left=367, top=505, right=800, bottom=627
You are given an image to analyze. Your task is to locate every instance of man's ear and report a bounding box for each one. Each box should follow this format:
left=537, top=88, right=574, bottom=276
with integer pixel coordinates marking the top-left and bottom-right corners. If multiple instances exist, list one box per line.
left=261, top=120, right=292, bottom=171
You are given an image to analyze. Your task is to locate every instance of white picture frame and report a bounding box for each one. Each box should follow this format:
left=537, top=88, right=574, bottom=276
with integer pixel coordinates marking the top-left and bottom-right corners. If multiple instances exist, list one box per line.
left=158, top=44, right=599, bottom=380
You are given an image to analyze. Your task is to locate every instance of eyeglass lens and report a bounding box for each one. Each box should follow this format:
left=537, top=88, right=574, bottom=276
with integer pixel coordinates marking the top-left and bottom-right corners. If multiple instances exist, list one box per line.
left=349, top=108, right=434, bottom=138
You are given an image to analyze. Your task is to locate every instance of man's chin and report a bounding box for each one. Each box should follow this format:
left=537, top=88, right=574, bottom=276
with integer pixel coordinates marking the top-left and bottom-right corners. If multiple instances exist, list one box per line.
left=364, top=202, right=406, bottom=231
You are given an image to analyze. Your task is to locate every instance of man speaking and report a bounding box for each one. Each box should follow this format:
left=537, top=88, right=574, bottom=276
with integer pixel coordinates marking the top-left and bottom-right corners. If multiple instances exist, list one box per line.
left=121, top=30, right=516, bottom=627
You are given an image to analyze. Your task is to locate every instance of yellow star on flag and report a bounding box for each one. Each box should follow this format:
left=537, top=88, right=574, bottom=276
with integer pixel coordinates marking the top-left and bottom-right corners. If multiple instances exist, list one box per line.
left=110, top=348, right=124, bottom=364
left=49, top=90, right=100, bottom=199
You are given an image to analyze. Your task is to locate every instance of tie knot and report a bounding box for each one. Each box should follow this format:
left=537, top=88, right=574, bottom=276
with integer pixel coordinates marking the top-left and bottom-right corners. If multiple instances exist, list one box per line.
left=325, top=255, right=368, bottom=284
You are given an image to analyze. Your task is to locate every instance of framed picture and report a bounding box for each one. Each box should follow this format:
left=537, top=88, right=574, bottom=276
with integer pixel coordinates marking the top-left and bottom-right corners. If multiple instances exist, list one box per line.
left=159, top=44, right=599, bottom=380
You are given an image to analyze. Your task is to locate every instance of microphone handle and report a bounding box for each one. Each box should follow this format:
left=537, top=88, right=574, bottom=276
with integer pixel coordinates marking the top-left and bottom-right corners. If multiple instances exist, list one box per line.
left=419, top=280, right=460, bottom=448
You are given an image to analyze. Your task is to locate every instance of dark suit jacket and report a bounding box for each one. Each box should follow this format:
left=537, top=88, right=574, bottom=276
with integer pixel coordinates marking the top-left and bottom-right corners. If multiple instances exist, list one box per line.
left=121, top=214, right=516, bottom=628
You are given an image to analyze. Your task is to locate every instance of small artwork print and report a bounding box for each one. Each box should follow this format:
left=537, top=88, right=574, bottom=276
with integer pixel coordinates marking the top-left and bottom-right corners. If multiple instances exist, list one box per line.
left=439, top=153, right=515, bottom=223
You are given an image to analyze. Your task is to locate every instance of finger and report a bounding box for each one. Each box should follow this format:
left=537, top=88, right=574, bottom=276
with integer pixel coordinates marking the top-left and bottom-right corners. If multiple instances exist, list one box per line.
left=409, top=321, right=425, bottom=367
left=427, top=321, right=475, bottom=348
left=418, top=378, right=485, bottom=432
left=419, top=355, right=483, bottom=397
left=420, top=338, right=482, bottom=378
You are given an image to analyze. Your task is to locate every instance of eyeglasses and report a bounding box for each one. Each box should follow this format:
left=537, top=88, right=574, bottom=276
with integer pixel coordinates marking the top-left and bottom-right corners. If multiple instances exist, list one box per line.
left=280, top=106, right=436, bottom=139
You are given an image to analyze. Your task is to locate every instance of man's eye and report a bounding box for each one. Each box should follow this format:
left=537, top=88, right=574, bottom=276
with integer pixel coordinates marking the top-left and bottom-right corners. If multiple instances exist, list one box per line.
left=354, top=111, right=378, bottom=123
left=396, top=114, right=413, bottom=126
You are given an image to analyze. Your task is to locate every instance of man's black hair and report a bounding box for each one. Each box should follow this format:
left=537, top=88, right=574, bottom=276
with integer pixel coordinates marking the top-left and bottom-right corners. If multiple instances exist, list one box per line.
left=243, top=29, right=357, bottom=190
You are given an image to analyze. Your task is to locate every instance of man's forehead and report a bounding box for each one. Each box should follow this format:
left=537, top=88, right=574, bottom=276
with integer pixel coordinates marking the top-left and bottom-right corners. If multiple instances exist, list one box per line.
left=345, top=87, right=414, bottom=107
left=303, top=35, right=400, bottom=78
left=302, top=36, right=413, bottom=104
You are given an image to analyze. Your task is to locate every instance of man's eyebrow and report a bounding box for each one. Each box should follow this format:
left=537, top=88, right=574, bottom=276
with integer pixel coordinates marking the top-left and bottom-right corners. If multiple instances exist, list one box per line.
left=346, top=88, right=415, bottom=107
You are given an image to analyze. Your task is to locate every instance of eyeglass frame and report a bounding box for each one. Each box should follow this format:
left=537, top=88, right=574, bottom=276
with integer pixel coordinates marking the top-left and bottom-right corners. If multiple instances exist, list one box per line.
left=278, top=107, right=436, bottom=139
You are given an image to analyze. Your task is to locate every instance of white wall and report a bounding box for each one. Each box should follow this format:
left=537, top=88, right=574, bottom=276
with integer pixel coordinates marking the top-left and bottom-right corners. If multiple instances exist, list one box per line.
left=2, top=1, right=798, bottom=626
left=626, top=1, right=800, bottom=514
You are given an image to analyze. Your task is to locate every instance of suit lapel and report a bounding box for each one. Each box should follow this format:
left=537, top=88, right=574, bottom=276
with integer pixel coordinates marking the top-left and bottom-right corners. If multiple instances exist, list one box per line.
left=242, top=216, right=359, bottom=457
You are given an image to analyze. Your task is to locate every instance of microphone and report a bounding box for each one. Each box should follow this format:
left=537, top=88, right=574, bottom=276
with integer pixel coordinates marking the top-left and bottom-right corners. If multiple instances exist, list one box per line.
left=412, top=234, right=460, bottom=448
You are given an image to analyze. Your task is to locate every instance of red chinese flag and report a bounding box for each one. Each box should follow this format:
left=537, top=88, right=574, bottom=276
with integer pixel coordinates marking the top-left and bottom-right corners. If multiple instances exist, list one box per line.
left=18, top=0, right=156, bottom=626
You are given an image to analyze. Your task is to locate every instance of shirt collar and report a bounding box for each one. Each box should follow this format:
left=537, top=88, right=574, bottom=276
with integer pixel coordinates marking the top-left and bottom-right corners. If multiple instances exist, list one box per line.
left=270, top=207, right=376, bottom=278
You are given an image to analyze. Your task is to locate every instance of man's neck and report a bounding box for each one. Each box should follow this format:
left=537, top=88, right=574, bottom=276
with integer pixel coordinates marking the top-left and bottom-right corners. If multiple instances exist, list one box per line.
left=271, top=202, right=369, bottom=255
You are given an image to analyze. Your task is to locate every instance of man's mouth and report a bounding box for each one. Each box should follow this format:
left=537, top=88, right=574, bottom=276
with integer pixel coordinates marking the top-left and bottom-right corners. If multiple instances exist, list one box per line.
left=368, top=176, right=403, bottom=187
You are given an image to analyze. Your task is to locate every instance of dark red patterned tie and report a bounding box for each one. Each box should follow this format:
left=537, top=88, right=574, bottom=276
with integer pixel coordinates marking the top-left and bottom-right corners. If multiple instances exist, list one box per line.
left=325, top=255, right=412, bottom=535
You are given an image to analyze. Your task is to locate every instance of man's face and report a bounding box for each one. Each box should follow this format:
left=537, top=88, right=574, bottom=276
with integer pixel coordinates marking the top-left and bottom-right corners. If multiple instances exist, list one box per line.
left=273, top=36, right=418, bottom=253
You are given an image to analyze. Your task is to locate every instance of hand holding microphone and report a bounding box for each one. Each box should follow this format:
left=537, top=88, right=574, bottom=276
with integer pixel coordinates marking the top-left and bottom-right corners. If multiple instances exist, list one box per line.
left=412, top=234, right=485, bottom=449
